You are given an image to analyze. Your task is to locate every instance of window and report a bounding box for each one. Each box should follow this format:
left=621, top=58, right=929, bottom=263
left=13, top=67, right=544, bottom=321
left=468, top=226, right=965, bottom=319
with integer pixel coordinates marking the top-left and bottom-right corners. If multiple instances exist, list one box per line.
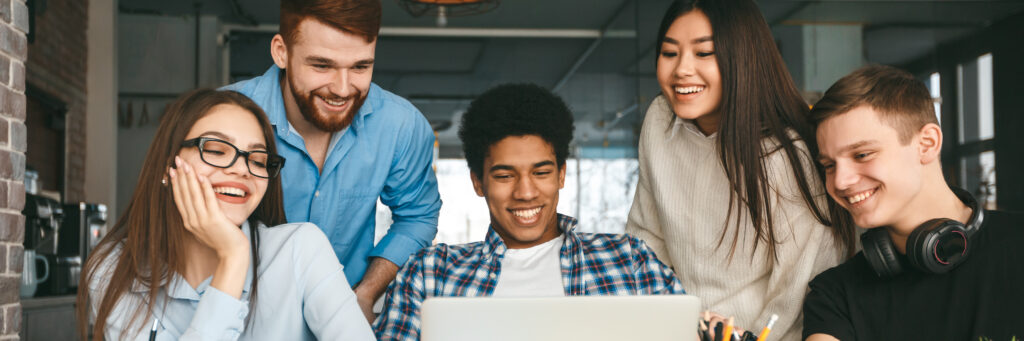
left=376, top=159, right=640, bottom=245
left=928, top=72, right=941, bottom=124
left=956, top=53, right=997, bottom=209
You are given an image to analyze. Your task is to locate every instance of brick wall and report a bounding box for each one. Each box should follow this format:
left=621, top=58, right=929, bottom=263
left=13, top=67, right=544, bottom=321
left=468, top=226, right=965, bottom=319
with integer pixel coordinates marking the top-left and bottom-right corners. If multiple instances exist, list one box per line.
left=0, top=0, right=28, bottom=338
left=26, top=0, right=87, bottom=204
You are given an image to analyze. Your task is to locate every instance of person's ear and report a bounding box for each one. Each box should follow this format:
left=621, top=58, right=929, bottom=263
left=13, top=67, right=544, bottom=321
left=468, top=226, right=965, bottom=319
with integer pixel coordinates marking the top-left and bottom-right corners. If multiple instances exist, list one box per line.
left=917, top=123, right=943, bottom=164
left=271, top=34, right=289, bottom=70
left=470, top=171, right=485, bottom=197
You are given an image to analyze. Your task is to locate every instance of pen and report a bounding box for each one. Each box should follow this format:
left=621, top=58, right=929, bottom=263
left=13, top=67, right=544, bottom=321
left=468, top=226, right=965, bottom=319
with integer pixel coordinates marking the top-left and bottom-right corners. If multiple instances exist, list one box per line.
left=148, top=317, right=158, bottom=341
left=733, top=330, right=742, bottom=341
left=722, top=317, right=734, bottom=341
left=756, top=314, right=779, bottom=341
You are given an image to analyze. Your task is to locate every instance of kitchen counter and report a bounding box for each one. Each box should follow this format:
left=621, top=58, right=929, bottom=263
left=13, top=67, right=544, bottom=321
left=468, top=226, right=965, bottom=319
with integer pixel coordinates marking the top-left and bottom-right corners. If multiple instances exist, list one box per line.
left=21, top=295, right=79, bottom=340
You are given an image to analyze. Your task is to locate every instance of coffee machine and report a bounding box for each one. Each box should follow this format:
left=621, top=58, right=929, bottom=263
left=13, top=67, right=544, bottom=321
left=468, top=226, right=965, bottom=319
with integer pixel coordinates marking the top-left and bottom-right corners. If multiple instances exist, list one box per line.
left=23, top=192, right=62, bottom=298
left=36, top=202, right=108, bottom=296
left=23, top=194, right=62, bottom=257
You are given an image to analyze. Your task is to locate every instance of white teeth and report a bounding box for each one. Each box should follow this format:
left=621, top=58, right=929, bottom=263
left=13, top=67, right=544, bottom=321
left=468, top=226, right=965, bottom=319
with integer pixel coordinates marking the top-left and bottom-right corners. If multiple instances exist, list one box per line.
left=322, top=97, right=347, bottom=106
left=674, top=86, right=704, bottom=94
left=213, top=186, right=246, bottom=197
left=847, top=189, right=874, bottom=204
left=512, top=207, right=541, bottom=218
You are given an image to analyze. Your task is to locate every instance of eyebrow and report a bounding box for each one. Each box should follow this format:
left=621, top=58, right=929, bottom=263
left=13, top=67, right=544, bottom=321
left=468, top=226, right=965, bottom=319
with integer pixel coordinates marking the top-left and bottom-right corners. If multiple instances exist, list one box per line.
left=661, top=36, right=713, bottom=45
left=199, top=131, right=267, bottom=150
left=304, top=56, right=336, bottom=66
left=817, top=140, right=879, bottom=162
left=305, top=55, right=375, bottom=68
left=354, top=58, right=375, bottom=67
left=533, top=161, right=556, bottom=168
left=487, top=160, right=557, bottom=173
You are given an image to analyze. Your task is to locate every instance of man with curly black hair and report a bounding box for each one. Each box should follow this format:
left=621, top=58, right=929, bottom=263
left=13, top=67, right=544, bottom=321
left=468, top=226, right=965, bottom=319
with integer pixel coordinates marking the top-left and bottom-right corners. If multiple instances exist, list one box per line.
left=373, top=83, right=685, bottom=340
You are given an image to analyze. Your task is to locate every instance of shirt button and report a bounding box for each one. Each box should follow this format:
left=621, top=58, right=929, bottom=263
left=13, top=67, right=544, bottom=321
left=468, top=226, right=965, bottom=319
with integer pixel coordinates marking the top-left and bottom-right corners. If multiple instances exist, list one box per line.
left=489, top=273, right=496, bottom=279
left=315, top=190, right=320, bottom=197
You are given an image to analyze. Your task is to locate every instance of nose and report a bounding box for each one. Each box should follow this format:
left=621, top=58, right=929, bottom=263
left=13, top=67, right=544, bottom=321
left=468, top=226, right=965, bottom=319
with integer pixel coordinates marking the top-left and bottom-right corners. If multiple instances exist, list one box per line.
left=224, top=153, right=252, bottom=178
left=512, top=176, right=539, bottom=202
left=330, top=69, right=353, bottom=98
left=674, top=52, right=695, bottom=78
left=831, top=161, right=859, bottom=192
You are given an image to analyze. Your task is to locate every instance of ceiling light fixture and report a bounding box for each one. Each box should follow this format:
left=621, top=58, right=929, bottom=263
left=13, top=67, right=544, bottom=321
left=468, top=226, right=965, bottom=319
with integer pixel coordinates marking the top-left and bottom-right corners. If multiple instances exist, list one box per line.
left=396, top=0, right=500, bottom=27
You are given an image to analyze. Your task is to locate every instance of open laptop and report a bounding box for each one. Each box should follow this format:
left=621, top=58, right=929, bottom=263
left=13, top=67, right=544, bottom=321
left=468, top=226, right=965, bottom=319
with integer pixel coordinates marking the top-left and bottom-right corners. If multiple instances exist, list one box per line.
left=420, top=295, right=701, bottom=341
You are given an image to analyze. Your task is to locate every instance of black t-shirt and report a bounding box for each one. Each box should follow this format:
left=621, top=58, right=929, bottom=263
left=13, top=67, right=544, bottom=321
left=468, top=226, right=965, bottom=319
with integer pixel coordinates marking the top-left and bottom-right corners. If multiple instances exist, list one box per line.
left=803, top=210, right=1024, bottom=341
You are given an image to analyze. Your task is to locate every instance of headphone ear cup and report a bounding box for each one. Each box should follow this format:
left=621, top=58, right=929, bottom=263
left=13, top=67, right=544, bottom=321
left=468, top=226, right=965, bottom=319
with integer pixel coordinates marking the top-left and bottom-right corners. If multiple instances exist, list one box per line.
left=906, top=219, right=969, bottom=274
left=860, top=229, right=903, bottom=278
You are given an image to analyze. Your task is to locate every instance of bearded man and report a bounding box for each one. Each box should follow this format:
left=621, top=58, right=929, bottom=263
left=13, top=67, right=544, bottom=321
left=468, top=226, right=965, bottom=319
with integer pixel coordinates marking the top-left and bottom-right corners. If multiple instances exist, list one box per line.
left=223, top=0, right=441, bottom=322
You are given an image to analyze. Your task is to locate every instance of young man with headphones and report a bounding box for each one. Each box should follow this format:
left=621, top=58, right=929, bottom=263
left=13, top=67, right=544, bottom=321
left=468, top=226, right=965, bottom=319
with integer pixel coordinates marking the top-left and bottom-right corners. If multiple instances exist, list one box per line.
left=802, top=65, right=1024, bottom=340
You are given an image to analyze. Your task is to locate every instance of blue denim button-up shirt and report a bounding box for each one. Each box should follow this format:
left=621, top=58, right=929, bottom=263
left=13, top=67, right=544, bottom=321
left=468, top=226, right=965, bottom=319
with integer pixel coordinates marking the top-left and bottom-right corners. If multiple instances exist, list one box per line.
left=223, top=66, right=442, bottom=283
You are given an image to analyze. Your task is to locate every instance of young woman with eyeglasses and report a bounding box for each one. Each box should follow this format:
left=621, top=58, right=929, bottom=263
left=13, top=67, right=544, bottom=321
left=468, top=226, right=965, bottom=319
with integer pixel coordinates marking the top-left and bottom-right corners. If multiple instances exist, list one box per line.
left=76, top=89, right=375, bottom=340
left=625, top=0, right=857, bottom=339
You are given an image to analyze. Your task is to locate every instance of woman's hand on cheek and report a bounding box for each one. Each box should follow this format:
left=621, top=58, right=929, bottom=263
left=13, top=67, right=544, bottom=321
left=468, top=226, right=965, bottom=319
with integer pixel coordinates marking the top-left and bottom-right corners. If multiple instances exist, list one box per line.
left=169, top=156, right=250, bottom=261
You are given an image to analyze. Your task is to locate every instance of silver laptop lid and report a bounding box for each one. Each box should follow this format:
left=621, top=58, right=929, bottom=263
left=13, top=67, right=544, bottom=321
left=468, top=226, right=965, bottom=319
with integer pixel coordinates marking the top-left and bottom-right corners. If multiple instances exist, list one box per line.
left=420, top=295, right=700, bottom=341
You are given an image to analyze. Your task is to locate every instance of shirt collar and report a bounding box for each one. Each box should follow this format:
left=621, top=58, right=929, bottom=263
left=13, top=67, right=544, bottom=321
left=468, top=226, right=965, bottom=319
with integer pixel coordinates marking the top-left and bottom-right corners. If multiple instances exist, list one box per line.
left=256, top=65, right=380, bottom=136
left=131, top=221, right=257, bottom=301
left=482, top=213, right=579, bottom=257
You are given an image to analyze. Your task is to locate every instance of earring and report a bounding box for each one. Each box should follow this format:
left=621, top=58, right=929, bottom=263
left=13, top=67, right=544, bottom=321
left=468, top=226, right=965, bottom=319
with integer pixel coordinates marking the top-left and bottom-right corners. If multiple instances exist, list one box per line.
left=161, top=178, right=168, bottom=186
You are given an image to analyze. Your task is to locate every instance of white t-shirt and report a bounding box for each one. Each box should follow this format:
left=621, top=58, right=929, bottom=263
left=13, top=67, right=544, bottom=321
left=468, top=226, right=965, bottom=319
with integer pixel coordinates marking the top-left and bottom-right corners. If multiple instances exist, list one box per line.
left=492, top=235, right=566, bottom=297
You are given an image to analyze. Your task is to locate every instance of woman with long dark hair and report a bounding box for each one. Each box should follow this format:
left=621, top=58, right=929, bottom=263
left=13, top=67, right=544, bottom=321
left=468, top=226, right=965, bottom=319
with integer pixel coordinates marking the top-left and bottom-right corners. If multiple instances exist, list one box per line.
left=626, top=0, right=856, bottom=339
left=76, top=89, right=374, bottom=340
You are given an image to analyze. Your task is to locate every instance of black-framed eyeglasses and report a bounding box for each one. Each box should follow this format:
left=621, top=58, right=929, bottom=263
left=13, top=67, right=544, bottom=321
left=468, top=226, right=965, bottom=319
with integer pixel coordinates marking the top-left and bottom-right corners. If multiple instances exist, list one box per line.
left=180, top=137, right=285, bottom=179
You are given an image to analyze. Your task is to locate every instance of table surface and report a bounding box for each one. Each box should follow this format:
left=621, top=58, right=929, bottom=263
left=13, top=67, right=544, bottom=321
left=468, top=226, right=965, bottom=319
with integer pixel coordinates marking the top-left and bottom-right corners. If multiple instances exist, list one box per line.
left=22, top=294, right=77, bottom=309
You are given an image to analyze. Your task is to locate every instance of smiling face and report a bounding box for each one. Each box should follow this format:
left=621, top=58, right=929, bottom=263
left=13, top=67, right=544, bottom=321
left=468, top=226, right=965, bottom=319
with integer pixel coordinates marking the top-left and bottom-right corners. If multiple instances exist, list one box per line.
left=178, top=104, right=270, bottom=226
left=471, top=135, right=566, bottom=249
left=656, top=9, right=723, bottom=135
left=817, top=105, right=931, bottom=230
left=272, top=18, right=375, bottom=132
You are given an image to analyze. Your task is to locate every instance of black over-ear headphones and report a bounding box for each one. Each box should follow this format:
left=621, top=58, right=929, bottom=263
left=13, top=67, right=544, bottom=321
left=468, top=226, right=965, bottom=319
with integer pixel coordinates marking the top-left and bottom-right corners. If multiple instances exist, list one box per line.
left=860, top=187, right=985, bottom=278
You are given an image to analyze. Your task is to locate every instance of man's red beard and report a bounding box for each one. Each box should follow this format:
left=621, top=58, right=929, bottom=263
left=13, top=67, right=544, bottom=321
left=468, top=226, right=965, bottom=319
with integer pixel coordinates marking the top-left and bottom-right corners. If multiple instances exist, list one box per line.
left=289, top=73, right=366, bottom=133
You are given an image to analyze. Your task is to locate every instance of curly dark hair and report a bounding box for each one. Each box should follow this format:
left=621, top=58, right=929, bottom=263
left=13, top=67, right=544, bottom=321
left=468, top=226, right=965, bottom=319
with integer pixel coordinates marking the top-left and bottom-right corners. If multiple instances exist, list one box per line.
left=458, top=83, right=575, bottom=177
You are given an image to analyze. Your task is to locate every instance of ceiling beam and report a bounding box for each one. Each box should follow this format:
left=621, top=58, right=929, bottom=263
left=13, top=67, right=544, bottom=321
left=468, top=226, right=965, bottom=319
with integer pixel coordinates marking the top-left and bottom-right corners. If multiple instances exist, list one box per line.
left=220, top=24, right=635, bottom=39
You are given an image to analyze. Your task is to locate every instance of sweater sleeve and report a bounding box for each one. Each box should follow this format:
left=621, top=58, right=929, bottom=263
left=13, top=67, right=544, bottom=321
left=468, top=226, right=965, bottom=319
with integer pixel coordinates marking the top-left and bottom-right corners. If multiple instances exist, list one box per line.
left=755, top=142, right=845, bottom=341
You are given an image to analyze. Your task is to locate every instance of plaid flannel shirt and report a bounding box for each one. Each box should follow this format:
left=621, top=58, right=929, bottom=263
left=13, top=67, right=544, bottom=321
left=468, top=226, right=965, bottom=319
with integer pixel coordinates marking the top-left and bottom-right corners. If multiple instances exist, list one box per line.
left=373, top=214, right=685, bottom=340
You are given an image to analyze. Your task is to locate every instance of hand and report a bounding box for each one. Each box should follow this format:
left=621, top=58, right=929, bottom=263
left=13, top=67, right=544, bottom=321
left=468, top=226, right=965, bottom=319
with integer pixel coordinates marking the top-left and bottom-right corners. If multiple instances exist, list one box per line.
left=169, top=156, right=250, bottom=260
left=702, top=311, right=746, bottom=341
left=355, top=291, right=376, bottom=323
left=353, top=258, right=399, bottom=323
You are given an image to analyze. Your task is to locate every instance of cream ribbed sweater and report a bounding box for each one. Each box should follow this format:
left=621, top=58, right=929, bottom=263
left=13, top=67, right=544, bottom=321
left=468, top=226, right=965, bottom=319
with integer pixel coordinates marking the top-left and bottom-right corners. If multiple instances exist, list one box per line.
left=626, top=96, right=845, bottom=341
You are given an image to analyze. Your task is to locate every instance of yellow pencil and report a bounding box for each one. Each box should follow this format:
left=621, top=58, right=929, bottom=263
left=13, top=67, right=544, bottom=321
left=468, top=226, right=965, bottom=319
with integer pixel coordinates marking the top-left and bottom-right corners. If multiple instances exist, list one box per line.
left=756, top=314, right=779, bottom=341
left=723, top=317, right=734, bottom=341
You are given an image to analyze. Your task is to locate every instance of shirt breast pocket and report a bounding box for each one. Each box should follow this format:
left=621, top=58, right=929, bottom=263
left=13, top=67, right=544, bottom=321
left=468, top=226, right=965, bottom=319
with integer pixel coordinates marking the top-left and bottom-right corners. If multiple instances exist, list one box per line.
left=322, top=187, right=379, bottom=231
